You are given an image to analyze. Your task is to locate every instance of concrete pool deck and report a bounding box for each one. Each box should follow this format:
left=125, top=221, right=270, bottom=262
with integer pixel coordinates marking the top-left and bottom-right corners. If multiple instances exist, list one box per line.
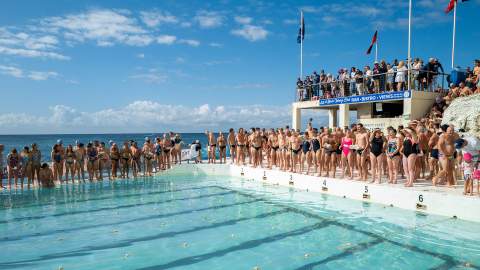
left=168, top=163, right=480, bottom=223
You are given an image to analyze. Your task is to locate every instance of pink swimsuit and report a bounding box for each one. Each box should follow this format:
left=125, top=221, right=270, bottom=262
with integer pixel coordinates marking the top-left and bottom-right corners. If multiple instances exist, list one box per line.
left=341, top=138, right=353, bottom=157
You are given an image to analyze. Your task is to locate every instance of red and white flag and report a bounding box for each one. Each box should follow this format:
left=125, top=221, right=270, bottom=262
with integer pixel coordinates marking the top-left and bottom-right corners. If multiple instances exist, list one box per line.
left=366, top=31, right=377, bottom=55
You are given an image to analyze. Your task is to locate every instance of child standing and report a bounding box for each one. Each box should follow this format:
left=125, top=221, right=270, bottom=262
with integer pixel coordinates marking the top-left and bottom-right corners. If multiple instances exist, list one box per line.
left=462, top=152, right=475, bottom=196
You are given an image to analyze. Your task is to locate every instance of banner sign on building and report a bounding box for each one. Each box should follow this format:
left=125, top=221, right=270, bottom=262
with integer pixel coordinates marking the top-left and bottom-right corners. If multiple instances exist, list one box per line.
left=318, top=91, right=410, bottom=106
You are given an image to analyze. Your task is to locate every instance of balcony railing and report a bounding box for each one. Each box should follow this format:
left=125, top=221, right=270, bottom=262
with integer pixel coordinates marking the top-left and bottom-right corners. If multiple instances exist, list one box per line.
left=296, top=70, right=448, bottom=102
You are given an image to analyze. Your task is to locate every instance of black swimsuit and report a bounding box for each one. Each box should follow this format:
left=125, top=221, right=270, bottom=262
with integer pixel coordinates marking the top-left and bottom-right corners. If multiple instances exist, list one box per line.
left=302, top=140, right=310, bottom=154
left=371, top=137, right=384, bottom=157
left=311, top=139, right=320, bottom=153
left=403, top=139, right=418, bottom=157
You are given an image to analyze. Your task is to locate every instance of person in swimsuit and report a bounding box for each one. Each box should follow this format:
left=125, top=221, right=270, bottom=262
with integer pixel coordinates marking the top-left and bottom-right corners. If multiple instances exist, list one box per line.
left=369, top=129, right=386, bottom=184
left=433, top=126, right=456, bottom=186
left=416, top=124, right=430, bottom=179
left=0, top=144, right=4, bottom=188
left=401, top=128, right=419, bottom=187
left=268, top=129, right=280, bottom=169
left=64, top=145, right=75, bottom=183
left=310, top=128, right=322, bottom=176
left=290, top=131, right=302, bottom=173
left=251, top=129, right=263, bottom=168
left=31, top=143, right=41, bottom=186
left=207, top=131, right=217, bottom=164
left=39, top=163, right=55, bottom=188
left=236, top=128, right=247, bottom=166
left=173, top=134, right=183, bottom=165
left=162, top=134, right=172, bottom=169
left=300, top=132, right=312, bottom=174
left=217, top=132, right=227, bottom=164
left=143, top=138, right=155, bottom=177
left=130, top=141, right=142, bottom=178
left=428, top=123, right=441, bottom=181
left=154, top=137, right=164, bottom=171
left=355, top=123, right=370, bottom=181
left=227, top=128, right=236, bottom=164
left=110, top=143, right=120, bottom=179
left=21, top=146, right=32, bottom=188
left=277, top=128, right=286, bottom=171
left=74, top=142, right=86, bottom=182
left=386, top=129, right=401, bottom=184
left=119, top=142, right=131, bottom=178
left=86, top=143, right=99, bottom=181
left=322, top=130, right=338, bottom=178
left=51, top=144, right=63, bottom=182
left=341, top=129, right=355, bottom=179
left=7, top=148, right=20, bottom=189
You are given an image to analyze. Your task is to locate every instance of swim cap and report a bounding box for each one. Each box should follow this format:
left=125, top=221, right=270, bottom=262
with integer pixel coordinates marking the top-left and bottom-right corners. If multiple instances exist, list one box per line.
left=463, top=152, right=472, bottom=162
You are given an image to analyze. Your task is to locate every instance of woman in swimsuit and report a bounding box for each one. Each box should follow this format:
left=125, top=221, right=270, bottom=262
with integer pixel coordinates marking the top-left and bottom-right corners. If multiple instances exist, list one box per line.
left=31, top=143, right=42, bottom=185
left=110, top=143, right=120, bottom=179
left=217, top=132, right=227, bottom=164
left=86, top=143, right=99, bottom=181
left=97, top=142, right=110, bottom=180
left=341, top=129, right=355, bottom=179
left=401, top=128, right=419, bottom=187
left=207, top=131, right=217, bottom=164
left=369, top=129, right=386, bottom=183
left=143, top=138, right=154, bottom=177
left=173, top=134, right=183, bottom=164
left=285, top=129, right=293, bottom=171
left=236, top=128, right=247, bottom=166
left=154, top=137, right=164, bottom=171
left=310, top=129, right=322, bottom=176
left=120, top=142, right=132, bottom=178
left=386, top=129, right=401, bottom=184
left=51, top=144, right=63, bottom=182
left=7, top=148, right=21, bottom=189
left=64, top=145, right=75, bottom=183
left=323, top=130, right=338, bottom=178
left=21, top=146, right=32, bottom=188
left=300, top=132, right=311, bottom=174
left=277, top=129, right=286, bottom=171
left=268, top=129, right=280, bottom=169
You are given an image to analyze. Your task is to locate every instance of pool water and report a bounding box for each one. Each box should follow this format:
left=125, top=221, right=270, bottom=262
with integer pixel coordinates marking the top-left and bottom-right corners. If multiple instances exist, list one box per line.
left=0, top=171, right=479, bottom=270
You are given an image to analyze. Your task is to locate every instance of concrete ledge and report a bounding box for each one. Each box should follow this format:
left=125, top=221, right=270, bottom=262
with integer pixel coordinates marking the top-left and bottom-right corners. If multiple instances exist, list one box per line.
left=169, top=163, right=480, bottom=223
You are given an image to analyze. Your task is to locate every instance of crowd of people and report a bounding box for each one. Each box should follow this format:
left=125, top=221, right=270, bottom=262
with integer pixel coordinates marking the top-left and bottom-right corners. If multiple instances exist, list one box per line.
left=0, top=132, right=188, bottom=189
left=296, top=58, right=480, bottom=101
left=203, top=122, right=479, bottom=195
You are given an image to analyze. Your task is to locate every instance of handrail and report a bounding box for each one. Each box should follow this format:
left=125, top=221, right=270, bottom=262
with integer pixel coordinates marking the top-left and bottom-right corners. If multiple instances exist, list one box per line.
left=295, top=69, right=449, bottom=102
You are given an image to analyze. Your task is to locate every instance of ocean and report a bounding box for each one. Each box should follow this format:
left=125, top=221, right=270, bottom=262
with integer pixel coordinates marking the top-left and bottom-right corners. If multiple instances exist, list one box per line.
left=0, top=133, right=213, bottom=162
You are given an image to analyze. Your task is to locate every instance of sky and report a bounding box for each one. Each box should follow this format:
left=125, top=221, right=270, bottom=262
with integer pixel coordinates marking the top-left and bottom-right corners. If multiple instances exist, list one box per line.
left=0, top=0, right=479, bottom=134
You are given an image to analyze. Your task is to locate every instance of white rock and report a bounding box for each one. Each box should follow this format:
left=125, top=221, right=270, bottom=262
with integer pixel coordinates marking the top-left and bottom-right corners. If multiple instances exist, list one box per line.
left=442, top=94, right=480, bottom=137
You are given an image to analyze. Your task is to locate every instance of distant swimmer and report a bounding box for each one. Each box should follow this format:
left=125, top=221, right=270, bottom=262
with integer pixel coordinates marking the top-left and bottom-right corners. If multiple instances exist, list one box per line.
left=39, top=163, right=55, bottom=188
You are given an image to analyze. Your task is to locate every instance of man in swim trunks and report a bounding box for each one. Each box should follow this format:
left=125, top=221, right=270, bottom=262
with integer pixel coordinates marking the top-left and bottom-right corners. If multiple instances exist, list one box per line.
left=143, top=138, right=155, bottom=177
left=290, top=131, right=302, bottom=173
left=434, top=126, right=456, bottom=186
left=355, top=123, right=370, bottom=181
left=428, top=123, right=441, bottom=181
left=217, top=132, right=227, bottom=164
left=268, top=128, right=279, bottom=169
left=227, top=128, right=236, bottom=164
left=236, top=128, right=247, bottom=166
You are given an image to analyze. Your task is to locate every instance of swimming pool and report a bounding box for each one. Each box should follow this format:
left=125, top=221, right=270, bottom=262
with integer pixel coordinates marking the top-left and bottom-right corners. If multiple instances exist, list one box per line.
left=0, top=170, right=479, bottom=270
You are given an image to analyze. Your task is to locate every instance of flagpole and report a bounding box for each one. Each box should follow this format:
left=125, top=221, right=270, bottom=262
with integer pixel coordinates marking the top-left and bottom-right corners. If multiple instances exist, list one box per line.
left=300, top=10, right=303, bottom=79
left=451, top=0, right=456, bottom=69
left=375, top=41, right=378, bottom=63
left=407, top=0, right=412, bottom=91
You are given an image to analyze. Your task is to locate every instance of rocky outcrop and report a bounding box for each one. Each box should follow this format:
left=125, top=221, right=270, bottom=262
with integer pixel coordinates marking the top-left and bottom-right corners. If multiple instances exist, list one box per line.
left=442, top=93, right=480, bottom=137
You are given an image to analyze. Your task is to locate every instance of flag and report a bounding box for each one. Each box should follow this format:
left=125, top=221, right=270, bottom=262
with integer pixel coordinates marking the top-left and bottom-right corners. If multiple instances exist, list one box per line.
left=297, top=12, right=305, bottom=44
left=366, top=30, right=377, bottom=55
left=445, top=0, right=468, bottom=14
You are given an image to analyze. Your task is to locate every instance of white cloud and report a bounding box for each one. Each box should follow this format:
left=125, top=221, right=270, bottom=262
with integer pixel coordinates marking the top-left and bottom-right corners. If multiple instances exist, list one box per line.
left=27, top=71, right=58, bottom=81
left=137, top=53, right=145, bottom=58
left=0, top=102, right=325, bottom=133
left=156, top=35, right=177, bottom=45
left=283, top=19, right=298, bottom=25
left=140, top=10, right=178, bottom=27
left=209, top=42, right=223, bottom=47
left=129, top=69, right=167, bottom=84
left=0, top=65, right=58, bottom=81
left=41, top=9, right=150, bottom=47
left=194, top=11, right=224, bottom=28
left=178, top=39, right=200, bottom=47
left=231, top=25, right=268, bottom=42
left=234, top=16, right=253, bottom=24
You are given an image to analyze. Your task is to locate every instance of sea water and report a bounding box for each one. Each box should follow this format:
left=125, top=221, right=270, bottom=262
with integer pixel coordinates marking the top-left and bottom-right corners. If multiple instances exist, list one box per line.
left=0, top=172, right=479, bottom=270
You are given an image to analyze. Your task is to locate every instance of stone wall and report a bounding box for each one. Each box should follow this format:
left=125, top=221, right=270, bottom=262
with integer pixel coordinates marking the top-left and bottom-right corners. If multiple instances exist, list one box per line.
left=442, top=93, right=480, bottom=137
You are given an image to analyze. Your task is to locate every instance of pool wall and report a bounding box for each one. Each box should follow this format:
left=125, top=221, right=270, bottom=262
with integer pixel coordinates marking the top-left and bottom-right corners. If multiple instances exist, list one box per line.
left=165, top=164, right=480, bottom=223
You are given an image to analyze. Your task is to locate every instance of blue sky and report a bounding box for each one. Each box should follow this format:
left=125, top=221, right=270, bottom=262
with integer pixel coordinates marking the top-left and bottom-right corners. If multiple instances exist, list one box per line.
left=0, top=0, right=479, bottom=134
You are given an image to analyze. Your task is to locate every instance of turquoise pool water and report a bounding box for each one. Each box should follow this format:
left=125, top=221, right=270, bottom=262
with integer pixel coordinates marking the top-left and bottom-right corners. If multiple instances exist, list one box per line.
left=1, top=171, right=479, bottom=270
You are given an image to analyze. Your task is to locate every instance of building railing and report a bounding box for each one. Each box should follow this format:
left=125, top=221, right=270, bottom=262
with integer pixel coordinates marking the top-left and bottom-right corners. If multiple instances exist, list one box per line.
left=296, top=70, right=449, bottom=102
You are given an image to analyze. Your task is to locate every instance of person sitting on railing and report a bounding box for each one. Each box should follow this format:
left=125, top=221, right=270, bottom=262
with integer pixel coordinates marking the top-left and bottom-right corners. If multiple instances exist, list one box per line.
left=296, top=77, right=304, bottom=101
